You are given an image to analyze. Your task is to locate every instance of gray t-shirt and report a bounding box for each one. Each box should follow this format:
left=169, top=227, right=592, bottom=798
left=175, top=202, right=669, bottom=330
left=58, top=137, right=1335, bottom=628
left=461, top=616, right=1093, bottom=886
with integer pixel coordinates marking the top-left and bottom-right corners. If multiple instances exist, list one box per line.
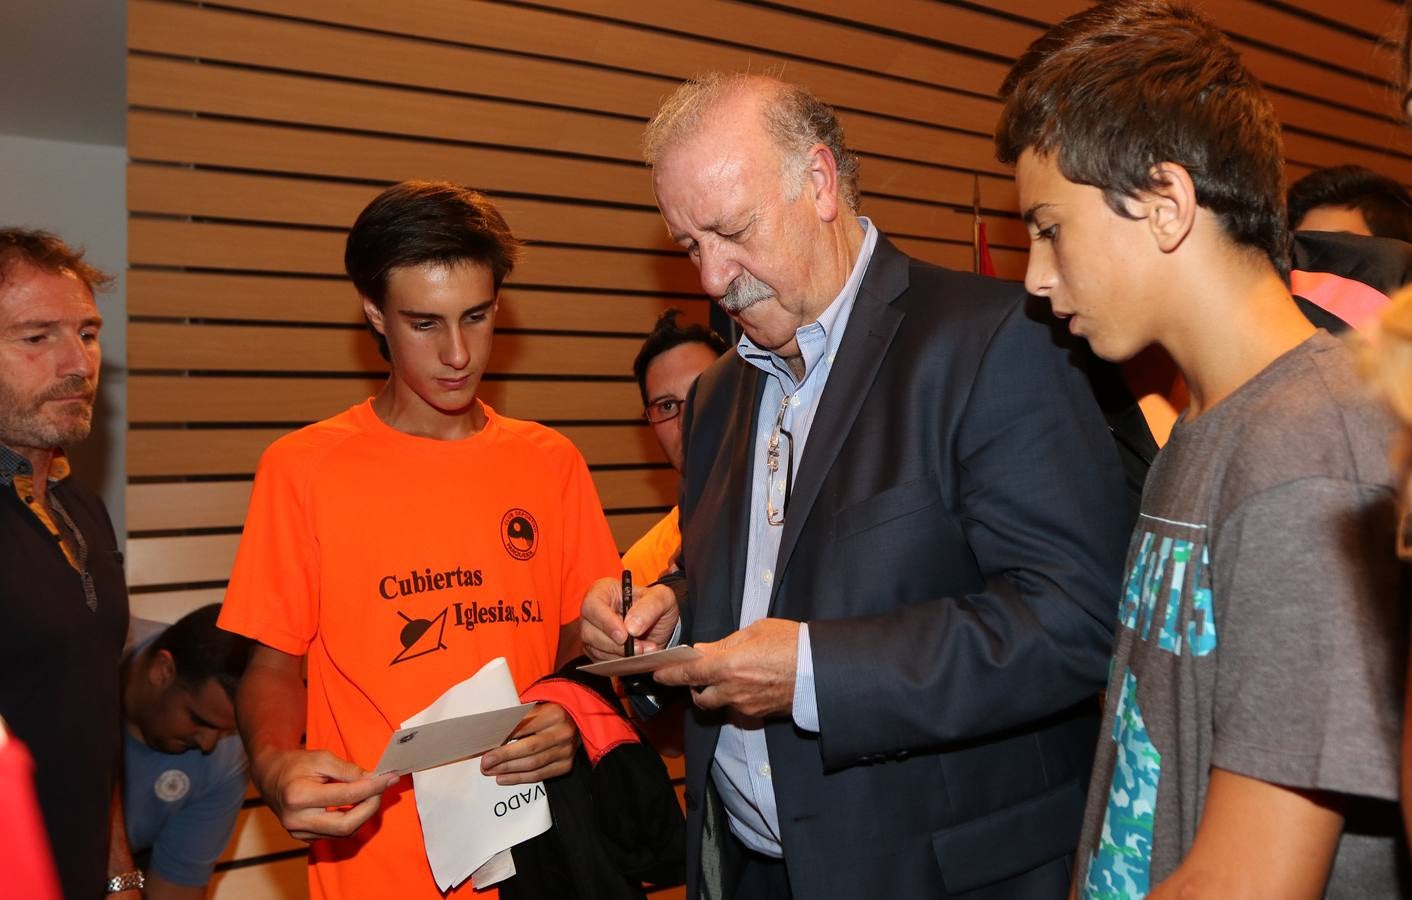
left=1075, top=332, right=1408, bottom=898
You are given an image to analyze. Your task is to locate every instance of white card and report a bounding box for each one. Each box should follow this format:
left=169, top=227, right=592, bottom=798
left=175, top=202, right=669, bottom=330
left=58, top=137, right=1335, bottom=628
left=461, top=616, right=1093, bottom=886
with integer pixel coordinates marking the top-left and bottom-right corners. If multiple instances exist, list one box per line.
left=576, top=645, right=702, bottom=677
left=372, top=702, right=537, bottom=776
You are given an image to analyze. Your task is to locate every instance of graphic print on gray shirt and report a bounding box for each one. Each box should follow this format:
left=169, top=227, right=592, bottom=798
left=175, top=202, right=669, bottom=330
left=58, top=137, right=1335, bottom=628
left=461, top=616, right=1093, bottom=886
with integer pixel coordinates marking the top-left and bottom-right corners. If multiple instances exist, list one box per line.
left=1075, top=332, right=1408, bottom=899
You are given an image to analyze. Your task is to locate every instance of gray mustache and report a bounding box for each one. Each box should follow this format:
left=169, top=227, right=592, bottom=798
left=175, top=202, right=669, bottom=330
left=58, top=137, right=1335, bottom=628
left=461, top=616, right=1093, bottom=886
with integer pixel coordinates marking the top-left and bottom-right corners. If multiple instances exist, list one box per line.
left=720, top=272, right=774, bottom=313
left=37, top=377, right=95, bottom=403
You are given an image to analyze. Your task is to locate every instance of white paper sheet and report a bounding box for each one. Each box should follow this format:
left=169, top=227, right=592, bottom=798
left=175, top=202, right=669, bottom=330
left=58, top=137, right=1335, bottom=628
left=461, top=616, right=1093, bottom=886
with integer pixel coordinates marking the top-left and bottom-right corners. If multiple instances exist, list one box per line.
left=373, top=703, right=537, bottom=777
left=404, top=657, right=551, bottom=891
left=576, top=644, right=702, bottom=677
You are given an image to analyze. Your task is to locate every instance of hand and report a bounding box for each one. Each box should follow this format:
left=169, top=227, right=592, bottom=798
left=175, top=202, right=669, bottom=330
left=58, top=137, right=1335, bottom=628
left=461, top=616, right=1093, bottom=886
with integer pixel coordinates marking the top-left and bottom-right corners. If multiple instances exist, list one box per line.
left=481, top=702, right=579, bottom=784
left=580, top=577, right=680, bottom=661
left=654, top=618, right=800, bottom=718
left=251, top=746, right=398, bottom=841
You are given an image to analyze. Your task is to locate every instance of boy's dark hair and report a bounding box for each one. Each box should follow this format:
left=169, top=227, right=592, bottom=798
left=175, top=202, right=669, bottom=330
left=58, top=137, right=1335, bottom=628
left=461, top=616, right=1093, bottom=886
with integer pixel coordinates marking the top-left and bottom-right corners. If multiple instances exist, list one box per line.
left=995, top=0, right=1289, bottom=276
left=1288, top=165, right=1412, bottom=243
left=344, top=181, right=522, bottom=361
left=0, top=228, right=112, bottom=295
left=150, top=604, right=255, bottom=701
left=632, top=308, right=729, bottom=406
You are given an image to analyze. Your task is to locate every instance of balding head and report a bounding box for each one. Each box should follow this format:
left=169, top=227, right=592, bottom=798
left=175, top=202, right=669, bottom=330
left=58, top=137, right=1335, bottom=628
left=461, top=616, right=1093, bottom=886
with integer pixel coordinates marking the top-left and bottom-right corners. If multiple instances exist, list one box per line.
left=643, top=73, right=861, bottom=214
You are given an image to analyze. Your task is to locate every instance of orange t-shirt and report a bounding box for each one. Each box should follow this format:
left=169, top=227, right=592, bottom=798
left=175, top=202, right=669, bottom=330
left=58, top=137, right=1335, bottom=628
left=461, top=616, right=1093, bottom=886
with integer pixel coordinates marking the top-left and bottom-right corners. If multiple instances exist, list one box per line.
left=621, top=506, right=680, bottom=588
left=220, top=400, right=619, bottom=900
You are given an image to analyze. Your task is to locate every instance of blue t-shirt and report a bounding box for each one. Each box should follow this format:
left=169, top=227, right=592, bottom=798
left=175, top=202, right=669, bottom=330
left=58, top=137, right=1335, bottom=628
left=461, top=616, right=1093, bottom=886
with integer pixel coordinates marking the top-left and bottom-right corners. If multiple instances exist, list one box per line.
left=123, top=635, right=249, bottom=886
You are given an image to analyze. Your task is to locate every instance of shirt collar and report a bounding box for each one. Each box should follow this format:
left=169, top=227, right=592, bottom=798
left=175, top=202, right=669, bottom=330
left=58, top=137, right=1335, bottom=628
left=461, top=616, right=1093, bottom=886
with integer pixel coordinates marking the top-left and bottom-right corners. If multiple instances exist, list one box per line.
left=736, top=217, right=879, bottom=389
left=0, top=445, right=70, bottom=486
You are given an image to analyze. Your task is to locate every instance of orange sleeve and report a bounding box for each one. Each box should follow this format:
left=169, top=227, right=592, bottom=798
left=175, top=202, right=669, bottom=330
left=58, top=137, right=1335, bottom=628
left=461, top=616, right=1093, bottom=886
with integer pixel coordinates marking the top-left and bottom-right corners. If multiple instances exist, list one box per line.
left=621, top=507, right=681, bottom=588
left=218, top=437, right=322, bottom=655
left=556, top=444, right=621, bottom=629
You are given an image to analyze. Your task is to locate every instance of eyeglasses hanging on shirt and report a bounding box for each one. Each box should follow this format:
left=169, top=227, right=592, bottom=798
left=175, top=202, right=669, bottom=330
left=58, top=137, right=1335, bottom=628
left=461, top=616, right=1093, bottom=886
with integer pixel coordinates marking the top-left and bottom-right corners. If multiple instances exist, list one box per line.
left=765, top=393, right=795, bottom=526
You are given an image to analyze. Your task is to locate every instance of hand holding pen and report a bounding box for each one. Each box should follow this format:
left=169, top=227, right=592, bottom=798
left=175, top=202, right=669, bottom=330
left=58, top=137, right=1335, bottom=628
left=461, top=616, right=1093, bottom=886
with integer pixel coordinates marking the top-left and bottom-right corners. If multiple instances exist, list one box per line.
left=621, top=569, right=634, bottom=658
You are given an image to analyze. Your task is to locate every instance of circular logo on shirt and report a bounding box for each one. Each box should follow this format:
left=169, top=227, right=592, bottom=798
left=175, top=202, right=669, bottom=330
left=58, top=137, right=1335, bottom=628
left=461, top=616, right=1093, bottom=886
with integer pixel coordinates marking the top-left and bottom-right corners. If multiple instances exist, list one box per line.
left=153, top=769, right=191, bottom=803
left=501, top=508, right=538, bottom=561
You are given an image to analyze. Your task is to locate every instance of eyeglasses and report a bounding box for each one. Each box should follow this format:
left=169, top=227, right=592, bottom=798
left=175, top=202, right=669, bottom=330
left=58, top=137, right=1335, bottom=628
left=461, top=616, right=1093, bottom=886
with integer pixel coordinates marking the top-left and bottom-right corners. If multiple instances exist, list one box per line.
left=765, top=394, right=794, bottom=526
left=644, top=397, right=685, bottom=424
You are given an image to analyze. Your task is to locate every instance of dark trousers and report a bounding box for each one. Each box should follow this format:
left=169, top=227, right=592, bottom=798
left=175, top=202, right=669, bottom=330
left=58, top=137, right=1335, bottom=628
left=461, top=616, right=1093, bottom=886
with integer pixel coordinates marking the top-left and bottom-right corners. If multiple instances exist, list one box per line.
left=733, top=843, right=792, bottom=900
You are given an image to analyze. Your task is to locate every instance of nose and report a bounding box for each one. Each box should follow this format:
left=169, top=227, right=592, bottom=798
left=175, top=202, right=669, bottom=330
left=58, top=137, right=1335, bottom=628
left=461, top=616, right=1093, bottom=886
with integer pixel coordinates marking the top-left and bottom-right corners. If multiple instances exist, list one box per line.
left=194, top=728, right=219, bottom=754
left=696, top=239, right=742, bottom=300
left=1023, top=243, right=1055, bottom=299
left=442, top=323, right=470, bottom=370
left=61, top=330, right=99, bottom=379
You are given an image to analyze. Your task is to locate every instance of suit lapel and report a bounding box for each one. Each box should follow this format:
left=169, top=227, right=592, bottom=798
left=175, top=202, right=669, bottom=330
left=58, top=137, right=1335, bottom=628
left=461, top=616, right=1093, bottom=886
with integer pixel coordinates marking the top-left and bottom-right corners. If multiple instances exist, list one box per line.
left=770, top=237, right=909, bottom=607
left=722, top=364, right=764, bottom=627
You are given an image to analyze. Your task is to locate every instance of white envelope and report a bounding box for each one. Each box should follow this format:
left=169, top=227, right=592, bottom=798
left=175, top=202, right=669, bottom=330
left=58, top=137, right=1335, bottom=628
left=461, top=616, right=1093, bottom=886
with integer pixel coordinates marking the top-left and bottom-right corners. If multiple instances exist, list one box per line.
left=373, top=702, right=537, bottom=776
left=404, top=657, right=552, bottom=892
left=576, top=644, right=702, bottom=677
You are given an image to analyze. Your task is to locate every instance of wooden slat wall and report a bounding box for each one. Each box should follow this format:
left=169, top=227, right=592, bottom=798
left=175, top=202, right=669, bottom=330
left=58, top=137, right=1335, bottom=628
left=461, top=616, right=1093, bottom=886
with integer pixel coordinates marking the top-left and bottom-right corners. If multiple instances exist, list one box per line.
left=126, top=1, right=1406, bottom=895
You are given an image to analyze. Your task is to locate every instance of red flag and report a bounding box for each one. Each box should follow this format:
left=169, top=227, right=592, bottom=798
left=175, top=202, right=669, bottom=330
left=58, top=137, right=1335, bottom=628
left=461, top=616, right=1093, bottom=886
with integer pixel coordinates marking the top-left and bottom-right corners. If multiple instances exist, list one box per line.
left=972, top=174, right=997, bottom=277
left=976, top=220, right=997, bottom=278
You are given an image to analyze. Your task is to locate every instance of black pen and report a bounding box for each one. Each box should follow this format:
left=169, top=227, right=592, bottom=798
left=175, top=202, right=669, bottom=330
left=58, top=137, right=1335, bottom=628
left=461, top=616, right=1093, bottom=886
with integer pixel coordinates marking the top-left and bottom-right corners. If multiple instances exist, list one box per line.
left=621, top=569, right=634, bottom=658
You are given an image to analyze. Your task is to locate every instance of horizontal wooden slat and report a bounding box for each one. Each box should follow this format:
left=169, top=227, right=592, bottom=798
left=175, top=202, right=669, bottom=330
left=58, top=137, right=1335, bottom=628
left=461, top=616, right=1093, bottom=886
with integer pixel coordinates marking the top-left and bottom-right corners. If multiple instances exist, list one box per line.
left=128, top=588, right=228, bottom=624
left=209, top=852, right=306, bottom=900
left=128, top=424, right=669, bottom=477
left=127, top=108, right=1021, bottom=220
left=207, top=0, right=1013, bottom=124
left=127, top=534, right=239, bottom=587
left=128, top=377, right=644, bottom=424
left=128, top=506, right=667, bottom=585
left=129, top=0, right=673, bottom=122
left=220, top=805, right=307, bottom=864
left=127, top=163, right=1031, bottom=250
left=127, top=163, right=679, bottom=252
left=129, top=323, right=645, bottom=375
left=773, top=0, right=1402, bottom=122
left=130, top=50, right=1016, bottom=179
left=129, top=218, right=701, bottom=293
left=128, top=481, right=252, bottom=532
left=128, top=109, right=654, bottom=207
left=128, top=270, right=712, bottom=334
left=129, top=55, right=645, bottom=163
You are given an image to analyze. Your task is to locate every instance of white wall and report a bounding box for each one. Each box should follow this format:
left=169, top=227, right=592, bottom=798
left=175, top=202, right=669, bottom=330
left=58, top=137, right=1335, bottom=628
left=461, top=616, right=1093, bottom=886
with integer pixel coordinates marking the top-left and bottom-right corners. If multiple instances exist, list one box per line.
left=0, top=133, right=126, bottom=536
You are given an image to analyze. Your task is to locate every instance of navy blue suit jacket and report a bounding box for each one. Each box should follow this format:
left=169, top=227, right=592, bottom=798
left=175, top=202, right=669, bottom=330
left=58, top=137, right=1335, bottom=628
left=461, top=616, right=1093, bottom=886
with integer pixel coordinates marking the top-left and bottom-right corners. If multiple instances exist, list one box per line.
left=673, top=236, right=1138, bottom=898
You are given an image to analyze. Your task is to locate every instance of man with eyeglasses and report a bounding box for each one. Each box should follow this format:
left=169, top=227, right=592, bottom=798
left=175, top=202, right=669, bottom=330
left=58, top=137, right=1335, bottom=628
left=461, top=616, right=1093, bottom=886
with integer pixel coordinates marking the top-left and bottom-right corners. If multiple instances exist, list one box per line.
left=623, top=308, right=728, bottom=588
left=581, top=74, right=1140, bottom=899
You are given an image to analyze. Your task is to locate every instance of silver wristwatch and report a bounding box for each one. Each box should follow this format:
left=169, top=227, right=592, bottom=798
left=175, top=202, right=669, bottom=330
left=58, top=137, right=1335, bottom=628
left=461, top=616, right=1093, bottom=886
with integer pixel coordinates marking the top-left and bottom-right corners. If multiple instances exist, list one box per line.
left=106, top=870, right=145, bottom=894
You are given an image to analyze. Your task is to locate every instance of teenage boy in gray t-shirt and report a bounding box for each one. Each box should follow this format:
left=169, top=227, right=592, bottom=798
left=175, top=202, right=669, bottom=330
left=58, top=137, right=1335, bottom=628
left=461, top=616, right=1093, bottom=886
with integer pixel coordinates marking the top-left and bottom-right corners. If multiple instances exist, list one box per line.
left=997, top=2, right=1407, bottom=897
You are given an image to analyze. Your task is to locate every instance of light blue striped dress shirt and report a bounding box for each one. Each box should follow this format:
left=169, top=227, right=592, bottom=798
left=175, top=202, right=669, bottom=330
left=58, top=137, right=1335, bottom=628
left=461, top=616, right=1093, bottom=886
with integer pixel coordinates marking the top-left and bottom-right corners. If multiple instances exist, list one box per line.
left=710, top=219, right=878, bottom=857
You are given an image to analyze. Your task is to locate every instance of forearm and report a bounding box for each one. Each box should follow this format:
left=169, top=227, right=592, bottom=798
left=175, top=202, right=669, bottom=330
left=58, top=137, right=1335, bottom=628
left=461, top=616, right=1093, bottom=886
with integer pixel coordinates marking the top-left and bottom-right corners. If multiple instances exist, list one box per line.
left=811, top=586, right=1112, bottom=764
left=237, top=647, right=308, bottom=780
left=1151, top=768, right=1343, bottom=900
left=145, top=872, right=207, bottom=900
left=108, top=783, right=141, bottom=897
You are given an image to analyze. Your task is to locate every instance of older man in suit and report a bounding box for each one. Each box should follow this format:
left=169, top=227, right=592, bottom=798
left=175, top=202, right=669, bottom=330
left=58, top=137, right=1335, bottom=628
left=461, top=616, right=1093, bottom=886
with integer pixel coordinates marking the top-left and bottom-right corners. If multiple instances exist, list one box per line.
left=582, top=74, right=1137, bottom=899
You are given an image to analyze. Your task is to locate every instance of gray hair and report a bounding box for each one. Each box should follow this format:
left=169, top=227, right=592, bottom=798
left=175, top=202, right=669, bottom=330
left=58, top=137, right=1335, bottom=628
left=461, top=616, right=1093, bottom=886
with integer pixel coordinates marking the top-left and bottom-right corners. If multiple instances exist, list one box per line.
left=642, top=73, right=861, bottom=213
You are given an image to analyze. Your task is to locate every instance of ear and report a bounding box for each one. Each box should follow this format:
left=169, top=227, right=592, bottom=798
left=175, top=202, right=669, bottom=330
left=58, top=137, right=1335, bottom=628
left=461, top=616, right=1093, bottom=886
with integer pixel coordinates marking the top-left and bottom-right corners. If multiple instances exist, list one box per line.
left=362, top=296, right=387, bottom=335
left=148, top=649, right=177, bottom=689
left=805, top=143, right=841, bottom=224
left=1140, top=162, right=1198, bottom=255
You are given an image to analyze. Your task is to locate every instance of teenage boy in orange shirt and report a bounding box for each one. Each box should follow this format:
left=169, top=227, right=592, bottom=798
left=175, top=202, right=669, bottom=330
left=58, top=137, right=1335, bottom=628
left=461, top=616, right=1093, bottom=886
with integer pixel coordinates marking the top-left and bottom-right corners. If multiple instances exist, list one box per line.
left=220, top=181, right=621, bottom=900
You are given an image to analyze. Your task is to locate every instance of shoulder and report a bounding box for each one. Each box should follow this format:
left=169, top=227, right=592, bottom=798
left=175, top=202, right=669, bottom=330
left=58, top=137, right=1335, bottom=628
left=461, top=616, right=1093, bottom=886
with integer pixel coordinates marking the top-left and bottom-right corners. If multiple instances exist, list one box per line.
left=876, top=242, right=1064, bottom=362
left=491, top=415, right=591, bottom=478
left=1219, top=336, right=1396, bottom=502
left=258, top=404, right=367, bottom=475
